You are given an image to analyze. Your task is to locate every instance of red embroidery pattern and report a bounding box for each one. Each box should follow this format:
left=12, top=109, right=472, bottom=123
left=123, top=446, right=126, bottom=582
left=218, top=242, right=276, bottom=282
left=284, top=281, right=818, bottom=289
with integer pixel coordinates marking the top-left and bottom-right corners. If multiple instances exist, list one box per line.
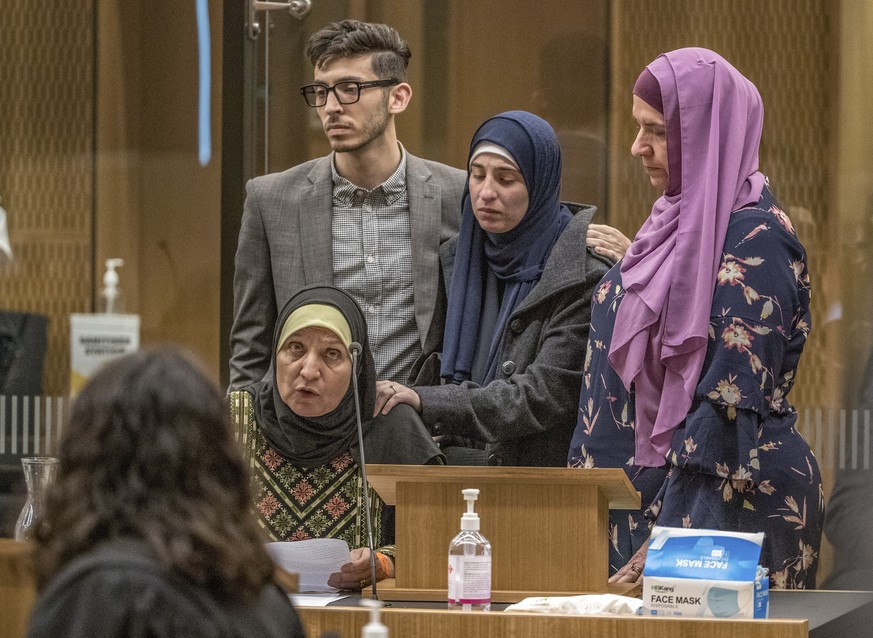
left=324, top=494, right=349, bottom=519
left=258, top=493, right=280, bottom=517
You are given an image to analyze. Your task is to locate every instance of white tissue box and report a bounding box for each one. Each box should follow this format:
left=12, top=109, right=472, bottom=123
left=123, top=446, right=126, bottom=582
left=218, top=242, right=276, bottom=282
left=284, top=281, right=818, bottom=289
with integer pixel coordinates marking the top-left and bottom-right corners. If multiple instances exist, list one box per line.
left=641, top=526, right=768, bottom=619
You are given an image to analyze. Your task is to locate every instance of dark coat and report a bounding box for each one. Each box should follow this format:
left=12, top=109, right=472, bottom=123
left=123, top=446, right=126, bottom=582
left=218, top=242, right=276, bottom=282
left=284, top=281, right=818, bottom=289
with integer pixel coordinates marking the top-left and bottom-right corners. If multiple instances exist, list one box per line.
left=413, top=204, right=609, bottom=467
left=26, top=542, right=305, bottom=638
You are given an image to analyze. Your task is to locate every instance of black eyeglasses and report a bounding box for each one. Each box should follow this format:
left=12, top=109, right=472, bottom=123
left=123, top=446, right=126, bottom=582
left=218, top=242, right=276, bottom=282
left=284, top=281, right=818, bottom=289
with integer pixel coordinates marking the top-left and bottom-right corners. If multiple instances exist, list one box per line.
left=299, top=79, right=400, bottom=107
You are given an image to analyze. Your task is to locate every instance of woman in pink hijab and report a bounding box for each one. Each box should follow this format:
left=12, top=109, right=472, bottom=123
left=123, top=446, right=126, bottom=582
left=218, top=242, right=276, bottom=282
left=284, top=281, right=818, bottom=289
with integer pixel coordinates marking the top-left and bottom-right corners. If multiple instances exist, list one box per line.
left=568, top=48, right=823, bottom=588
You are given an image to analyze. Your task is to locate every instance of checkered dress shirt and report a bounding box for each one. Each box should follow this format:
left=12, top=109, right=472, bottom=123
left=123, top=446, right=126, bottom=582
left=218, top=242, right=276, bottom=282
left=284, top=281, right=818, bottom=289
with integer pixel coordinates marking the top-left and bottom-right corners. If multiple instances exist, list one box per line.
left=331, top=149, right=420, bottom=382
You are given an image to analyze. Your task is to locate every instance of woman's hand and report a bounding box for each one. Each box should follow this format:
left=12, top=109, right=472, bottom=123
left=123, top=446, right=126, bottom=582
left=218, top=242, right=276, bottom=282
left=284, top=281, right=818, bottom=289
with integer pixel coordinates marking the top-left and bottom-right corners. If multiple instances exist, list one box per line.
left=327, top=548, right=393, bottom=591
left=374, top=380, right=422, bottom=416
left=586, top=224, right=631, bottom=264
left=609, top=539, right=649, bottom=584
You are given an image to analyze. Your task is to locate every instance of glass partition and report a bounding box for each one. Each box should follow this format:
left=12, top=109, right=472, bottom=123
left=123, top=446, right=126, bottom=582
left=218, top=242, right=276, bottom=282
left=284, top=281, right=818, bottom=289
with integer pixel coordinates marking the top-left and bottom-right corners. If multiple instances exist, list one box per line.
left=243, top=0, right=611, bottom=213
left=236, top=0, right=872, bottom=587
left=0, top=0, right=94, bottom=536
left=3, top=0, right=873, bottom=586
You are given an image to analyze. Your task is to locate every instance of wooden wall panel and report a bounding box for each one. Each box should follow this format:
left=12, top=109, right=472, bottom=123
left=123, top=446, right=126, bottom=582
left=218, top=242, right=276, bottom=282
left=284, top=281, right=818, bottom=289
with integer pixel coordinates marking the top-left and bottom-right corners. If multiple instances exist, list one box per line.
left=609, top=0, right=833, bottom=410
left=0, top=0, right=94, bottom=395
left=98, top=0, right=224, bottom=381
left=445, top=1, right=610, bottom=215
left=1, top=0, right=224, bottom=392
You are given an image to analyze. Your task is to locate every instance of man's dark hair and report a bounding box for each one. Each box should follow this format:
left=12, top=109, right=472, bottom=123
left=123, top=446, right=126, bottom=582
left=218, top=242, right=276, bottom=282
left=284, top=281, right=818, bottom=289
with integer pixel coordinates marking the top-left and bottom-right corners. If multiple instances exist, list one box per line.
left=33, top=347, right=275, bottom=602
left=305, top=19, right=411, bottom=81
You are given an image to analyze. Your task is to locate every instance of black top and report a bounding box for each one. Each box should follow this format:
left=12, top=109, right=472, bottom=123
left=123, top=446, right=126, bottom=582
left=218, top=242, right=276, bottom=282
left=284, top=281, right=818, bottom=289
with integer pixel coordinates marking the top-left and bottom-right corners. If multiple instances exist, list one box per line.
left=27, top=542, right=305, bottom=638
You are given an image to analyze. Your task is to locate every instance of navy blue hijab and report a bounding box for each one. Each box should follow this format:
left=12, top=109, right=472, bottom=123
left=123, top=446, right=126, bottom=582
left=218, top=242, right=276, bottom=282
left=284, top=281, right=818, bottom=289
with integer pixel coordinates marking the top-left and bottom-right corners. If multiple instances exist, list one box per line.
left=440, top=111, right=571, bottom=384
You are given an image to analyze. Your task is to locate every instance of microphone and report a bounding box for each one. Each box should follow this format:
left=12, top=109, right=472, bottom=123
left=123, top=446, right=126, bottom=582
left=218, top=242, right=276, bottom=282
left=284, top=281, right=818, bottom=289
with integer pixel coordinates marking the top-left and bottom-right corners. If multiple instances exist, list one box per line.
left=349, top=341, right=378, bottom=600
left=348, top=342, right=363, bottom=359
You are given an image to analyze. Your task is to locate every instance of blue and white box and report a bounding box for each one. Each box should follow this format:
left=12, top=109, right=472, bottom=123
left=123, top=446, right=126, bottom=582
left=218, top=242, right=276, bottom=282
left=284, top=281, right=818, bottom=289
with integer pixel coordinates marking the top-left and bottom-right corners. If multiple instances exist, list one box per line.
left=642, top=526, right=768, bottom=619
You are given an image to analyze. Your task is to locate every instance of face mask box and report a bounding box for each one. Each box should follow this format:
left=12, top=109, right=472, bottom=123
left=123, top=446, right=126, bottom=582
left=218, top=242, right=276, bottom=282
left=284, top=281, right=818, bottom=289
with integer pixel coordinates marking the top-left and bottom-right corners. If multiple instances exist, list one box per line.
left=641, top=526, right=768, bottom=619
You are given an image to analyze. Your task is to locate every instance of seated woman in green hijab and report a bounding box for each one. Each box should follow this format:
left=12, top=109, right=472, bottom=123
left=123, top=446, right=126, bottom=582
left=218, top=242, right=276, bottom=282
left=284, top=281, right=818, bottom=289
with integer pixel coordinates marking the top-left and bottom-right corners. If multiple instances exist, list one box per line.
left=229, top=284, right=444, bottom=591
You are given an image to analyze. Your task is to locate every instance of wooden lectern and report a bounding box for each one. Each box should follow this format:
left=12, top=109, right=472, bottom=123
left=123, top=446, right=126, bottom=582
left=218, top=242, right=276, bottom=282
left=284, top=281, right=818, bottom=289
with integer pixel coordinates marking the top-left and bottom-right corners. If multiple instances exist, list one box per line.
left=365, top=465, right=640, bottom=603
left=0, top=539, right=36, bottom=638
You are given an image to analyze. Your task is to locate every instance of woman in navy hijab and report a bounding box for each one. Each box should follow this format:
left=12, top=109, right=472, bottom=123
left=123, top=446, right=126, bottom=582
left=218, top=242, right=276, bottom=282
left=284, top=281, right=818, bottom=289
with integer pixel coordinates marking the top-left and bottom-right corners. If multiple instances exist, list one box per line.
left=374, top=110, right=608, bottom=467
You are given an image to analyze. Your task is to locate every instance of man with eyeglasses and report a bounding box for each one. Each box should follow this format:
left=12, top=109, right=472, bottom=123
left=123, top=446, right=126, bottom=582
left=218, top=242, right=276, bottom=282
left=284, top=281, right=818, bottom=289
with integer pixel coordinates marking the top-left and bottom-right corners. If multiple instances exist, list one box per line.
left=230, top=20, right=464, bottom=388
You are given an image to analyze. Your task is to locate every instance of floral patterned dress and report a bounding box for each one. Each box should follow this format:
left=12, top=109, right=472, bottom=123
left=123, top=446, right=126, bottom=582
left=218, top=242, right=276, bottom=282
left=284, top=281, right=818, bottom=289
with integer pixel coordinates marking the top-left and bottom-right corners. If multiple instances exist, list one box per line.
left=229, top=390, right=395, bottom=557
left=568, top=185, right=823, bottom=588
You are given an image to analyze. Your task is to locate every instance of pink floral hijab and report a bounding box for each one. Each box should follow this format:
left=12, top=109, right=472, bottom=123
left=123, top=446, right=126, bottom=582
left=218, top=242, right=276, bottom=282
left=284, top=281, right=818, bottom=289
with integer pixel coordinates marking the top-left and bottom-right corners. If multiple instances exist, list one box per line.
left=609, top=48, right=766, bottom=467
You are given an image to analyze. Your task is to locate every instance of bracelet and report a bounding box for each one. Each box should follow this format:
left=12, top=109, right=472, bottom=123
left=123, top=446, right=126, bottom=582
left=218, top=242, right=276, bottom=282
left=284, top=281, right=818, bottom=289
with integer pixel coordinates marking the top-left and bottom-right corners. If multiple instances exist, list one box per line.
left=375, top=551, right=394, bottom=578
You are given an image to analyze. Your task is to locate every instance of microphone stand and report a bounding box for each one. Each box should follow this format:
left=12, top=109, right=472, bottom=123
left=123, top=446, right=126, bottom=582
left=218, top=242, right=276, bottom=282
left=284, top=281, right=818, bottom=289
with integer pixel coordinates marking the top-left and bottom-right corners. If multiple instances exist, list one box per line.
left=349, top=342, right=378, bottom=600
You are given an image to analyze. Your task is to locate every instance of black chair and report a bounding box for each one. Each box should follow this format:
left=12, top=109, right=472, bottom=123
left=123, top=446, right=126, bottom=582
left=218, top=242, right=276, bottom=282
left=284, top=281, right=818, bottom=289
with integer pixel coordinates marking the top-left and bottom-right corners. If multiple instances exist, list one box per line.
left=0, top=311, right=48, bottom=395
left=0, top=311, right=49, bottom=537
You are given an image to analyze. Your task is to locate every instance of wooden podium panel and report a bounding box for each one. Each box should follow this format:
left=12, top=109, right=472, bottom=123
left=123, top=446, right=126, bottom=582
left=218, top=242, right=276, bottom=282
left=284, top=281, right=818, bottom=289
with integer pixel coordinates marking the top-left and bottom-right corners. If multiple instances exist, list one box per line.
left=363, top=576, right=640, bottom=602
left=0, top=540, right=36, bottom=638
left=366, top=465, right=639, bottom=601
left=299, top=606, right=808, bottom=638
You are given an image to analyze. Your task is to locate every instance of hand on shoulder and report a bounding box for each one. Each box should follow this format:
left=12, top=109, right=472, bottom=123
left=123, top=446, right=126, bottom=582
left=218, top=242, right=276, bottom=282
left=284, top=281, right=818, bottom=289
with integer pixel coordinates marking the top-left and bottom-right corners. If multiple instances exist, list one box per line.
left=586, top=223, right=631, bottom=264
left=374, top=380, right=422, bottom=416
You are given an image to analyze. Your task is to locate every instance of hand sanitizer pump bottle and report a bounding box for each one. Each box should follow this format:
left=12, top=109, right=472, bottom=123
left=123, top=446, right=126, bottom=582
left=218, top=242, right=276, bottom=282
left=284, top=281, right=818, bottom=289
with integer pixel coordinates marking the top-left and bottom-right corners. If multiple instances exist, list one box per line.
left=448, top=488, right=491, bottom=611
left=360, top=599, right=388, bottom=637
left=100, top=258, right=124, bottom=313
left=69, top=257, right=140, bottom=395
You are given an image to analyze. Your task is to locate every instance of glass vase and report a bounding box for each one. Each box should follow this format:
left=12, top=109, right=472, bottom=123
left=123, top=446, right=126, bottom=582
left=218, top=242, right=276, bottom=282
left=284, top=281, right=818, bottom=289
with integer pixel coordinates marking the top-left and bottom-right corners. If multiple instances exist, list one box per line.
left=14, top=456, right=59, bottom=542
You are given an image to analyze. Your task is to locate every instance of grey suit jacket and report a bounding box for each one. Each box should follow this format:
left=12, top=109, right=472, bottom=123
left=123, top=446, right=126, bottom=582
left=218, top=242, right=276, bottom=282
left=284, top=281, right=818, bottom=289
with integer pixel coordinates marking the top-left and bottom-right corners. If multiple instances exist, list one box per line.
left=229, top=152, right=465, bottom=388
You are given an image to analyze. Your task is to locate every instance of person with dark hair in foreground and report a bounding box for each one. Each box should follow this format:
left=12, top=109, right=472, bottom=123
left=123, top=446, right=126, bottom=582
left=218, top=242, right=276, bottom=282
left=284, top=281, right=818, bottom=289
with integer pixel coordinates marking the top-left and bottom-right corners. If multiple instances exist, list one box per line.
left=27, top=348, right=304, bottom=638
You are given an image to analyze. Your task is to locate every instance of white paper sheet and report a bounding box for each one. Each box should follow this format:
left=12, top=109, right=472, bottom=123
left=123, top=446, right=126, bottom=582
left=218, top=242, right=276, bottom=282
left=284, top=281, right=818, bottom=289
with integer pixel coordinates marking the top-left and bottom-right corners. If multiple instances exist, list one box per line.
left=266, top=538, right=352, bottom=593
left=290, top=593, right=350, bottom=607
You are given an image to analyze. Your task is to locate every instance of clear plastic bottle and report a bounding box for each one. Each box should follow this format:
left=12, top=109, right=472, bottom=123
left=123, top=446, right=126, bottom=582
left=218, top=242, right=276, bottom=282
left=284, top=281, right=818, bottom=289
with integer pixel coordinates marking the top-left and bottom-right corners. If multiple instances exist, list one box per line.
left=447, top=488, right=491, bottom=611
